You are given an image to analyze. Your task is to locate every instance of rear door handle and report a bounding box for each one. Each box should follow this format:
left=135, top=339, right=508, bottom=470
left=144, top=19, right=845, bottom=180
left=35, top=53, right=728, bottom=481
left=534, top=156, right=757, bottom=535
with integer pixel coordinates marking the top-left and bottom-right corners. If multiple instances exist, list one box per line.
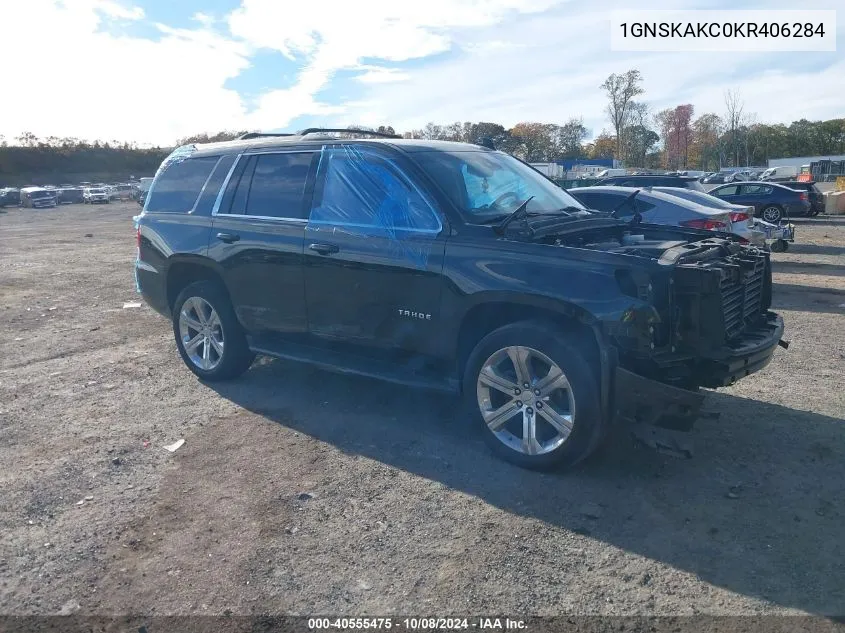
left=308, top=242, right=339, bottom=255
left=216, top=232, right=240, bottom=243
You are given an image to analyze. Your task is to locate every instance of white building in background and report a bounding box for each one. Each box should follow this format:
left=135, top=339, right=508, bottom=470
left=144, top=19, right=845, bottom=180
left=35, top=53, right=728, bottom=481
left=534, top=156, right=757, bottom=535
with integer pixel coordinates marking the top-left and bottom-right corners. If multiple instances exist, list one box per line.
left=768, top=154, right=845, bottom=168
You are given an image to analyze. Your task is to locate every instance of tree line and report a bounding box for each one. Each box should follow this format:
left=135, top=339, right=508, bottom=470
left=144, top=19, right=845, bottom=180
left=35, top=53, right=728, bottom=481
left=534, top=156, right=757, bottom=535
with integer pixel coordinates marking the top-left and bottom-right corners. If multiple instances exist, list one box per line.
left=399, top=71, right=845, bottom=170
left=0, top=135, right=168, bottom=187
left=3, top=70, right=844, bottom=184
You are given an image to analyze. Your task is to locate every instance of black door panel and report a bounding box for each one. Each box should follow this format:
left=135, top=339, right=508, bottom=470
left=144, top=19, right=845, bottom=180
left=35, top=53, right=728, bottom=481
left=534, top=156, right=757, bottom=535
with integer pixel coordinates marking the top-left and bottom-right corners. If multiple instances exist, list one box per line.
left=211, top=151, right=317, bottom=334
left=303, top=146, right=447, bottom=354
left=210, top=216, right=308, bottom=333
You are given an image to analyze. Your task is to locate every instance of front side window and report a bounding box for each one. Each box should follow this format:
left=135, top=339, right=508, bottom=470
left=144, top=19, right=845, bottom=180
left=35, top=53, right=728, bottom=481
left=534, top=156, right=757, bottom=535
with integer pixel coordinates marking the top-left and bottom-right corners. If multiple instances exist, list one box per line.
left=310, top=146, right=441, bottom=232
left=146, top=156, right=219, bottom=213
left=413, top=150, right=586, bottom=223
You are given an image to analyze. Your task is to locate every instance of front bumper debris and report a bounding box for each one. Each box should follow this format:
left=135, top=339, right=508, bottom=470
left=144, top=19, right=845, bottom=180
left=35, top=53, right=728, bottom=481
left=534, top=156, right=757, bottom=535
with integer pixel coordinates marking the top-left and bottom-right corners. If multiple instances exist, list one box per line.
left=612, top=312, right=785, bottom=435
left=697, top=312, right=785, bottom=387
left=613, top=367, right=705, bottom=432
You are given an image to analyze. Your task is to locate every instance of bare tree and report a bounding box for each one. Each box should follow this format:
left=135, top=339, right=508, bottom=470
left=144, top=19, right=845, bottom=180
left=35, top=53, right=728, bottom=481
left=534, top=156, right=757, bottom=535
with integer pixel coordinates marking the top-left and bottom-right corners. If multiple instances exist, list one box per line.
left=601, top=69, right=644, bottom=160
left=724, top=89, right=745, bottom=167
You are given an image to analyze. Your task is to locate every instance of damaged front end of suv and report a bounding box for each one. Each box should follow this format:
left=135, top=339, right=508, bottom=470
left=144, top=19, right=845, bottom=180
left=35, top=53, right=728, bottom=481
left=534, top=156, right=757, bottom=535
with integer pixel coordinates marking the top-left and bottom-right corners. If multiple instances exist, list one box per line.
left=521, top=216, right=786, bottom=438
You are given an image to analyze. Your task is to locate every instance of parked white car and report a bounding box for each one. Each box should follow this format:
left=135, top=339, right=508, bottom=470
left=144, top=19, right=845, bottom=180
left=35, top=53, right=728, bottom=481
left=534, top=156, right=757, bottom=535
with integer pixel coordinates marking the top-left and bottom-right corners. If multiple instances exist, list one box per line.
left=760, top=166, right=800, bottom=181
left=83, top=187, right=110, bottom=204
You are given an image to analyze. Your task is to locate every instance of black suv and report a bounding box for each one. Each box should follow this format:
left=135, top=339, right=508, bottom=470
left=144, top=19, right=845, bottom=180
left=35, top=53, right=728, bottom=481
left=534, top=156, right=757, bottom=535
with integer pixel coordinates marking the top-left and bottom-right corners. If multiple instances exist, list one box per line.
left=596, top=175, right=707, bottom=191
left=135, top=130, right=785, bottom=470
left=778, top=181, right=825, bottom=216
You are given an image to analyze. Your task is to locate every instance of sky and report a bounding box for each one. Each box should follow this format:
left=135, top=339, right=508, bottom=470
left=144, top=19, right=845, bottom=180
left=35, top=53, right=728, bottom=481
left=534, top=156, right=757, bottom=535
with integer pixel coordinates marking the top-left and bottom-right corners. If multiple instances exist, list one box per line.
left=0, top=0, right=841, bottom=147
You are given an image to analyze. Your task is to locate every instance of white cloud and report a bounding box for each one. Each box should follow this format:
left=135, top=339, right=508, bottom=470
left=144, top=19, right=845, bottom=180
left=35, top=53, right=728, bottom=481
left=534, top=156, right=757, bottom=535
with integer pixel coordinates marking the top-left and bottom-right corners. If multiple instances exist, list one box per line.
left=0, top=0, right=842, bottom=145
left=340, top=0, right=845, bottom=137
left=227, top=0, right=563, bottom=129
left=354, top=67, right=411, bottom=84
left=0, top=0, right=249, bottom=146
left=191, top=12, right=216, bottom=27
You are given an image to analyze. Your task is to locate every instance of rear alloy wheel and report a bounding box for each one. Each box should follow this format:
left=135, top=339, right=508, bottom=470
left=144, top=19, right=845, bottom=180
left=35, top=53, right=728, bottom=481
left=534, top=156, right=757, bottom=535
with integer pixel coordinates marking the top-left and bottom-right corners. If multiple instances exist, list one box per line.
left=464, top=322, right=604, bottom=470
left=762, top=205, right=783, bottom=223
left=178, top=297, right=225, bottom=372
left=172, top=281, right=254, bottom=381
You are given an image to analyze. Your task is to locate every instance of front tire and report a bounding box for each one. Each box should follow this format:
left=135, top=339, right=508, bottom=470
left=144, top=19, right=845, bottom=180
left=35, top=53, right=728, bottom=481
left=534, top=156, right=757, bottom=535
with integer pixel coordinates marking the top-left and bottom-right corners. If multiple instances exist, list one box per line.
left=172, top=281, right=255, bottom=381
left=762, top=205, right=783, bottom=223
left=463, top=321, right=604, bottom=470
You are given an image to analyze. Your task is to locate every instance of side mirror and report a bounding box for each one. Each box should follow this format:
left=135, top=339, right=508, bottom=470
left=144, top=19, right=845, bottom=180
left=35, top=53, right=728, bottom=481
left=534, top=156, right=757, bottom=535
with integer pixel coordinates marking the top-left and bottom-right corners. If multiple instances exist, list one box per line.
left=477, top=137, right=496, bottom=150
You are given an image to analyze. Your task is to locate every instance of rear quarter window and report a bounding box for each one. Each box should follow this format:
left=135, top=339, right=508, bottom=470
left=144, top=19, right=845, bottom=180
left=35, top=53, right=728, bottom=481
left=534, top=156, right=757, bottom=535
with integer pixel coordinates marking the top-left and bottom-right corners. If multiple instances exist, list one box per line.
left=146, top=156, right=220, bottom=213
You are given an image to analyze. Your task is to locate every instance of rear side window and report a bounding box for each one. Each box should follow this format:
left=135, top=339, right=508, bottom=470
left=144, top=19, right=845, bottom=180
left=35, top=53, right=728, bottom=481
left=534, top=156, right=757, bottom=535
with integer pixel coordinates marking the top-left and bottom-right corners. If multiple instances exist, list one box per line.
left=571, top=191, right=620, bottom=214
left=682, top=179, right=706, bottom=192
left=741, top=185, right=772, bottom=194
left=220, top=153, right=314, bottom=219
left=146, top=156, right=219, bottom=213
left=616, top=198, right=655, bottom=217
left=193, top=154, right=236, bottom=215
left=245, top=153, right=314, bottom=219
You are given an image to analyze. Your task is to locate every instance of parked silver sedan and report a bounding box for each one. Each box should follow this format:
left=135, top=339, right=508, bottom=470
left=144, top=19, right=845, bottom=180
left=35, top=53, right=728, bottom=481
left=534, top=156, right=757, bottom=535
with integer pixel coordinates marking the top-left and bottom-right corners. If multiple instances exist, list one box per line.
left=568, top=186, right=765, bottom=246
left=651, top=186, right=766, bottom=245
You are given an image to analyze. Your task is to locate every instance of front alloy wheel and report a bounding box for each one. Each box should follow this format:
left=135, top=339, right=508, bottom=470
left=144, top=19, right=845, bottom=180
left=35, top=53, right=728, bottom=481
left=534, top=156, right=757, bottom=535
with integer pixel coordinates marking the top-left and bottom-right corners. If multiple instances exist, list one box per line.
left=477, top=345, right=576, bottom=456
left=178, top=296, right=224, bottom=371
left=762, top=205, right=783, bottom=223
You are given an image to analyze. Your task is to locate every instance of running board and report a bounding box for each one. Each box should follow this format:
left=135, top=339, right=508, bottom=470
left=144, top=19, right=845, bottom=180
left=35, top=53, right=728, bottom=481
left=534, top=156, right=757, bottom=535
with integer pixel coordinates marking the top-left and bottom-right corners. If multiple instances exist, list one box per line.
left=247, top=337, right=460, bottom=394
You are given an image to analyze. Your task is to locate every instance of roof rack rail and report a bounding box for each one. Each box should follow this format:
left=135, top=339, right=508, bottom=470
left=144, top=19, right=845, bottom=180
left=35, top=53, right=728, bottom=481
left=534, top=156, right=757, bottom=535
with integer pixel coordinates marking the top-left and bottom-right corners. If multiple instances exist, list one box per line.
left=297, top=127, right=402, bottom=139
left=238, top=132, right=297, bottom=140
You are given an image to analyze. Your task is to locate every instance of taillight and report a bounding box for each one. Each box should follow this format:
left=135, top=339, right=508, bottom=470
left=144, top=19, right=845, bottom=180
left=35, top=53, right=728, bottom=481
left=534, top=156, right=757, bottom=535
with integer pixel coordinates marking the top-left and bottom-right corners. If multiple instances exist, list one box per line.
left=729, top=212, right=750, bottom=223
left=682, top=219, right=727, bottom=230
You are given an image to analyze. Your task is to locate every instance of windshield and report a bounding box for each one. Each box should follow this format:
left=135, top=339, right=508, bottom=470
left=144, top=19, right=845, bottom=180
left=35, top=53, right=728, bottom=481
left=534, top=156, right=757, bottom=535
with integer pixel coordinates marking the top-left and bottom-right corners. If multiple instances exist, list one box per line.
left=413, top=150, right=586, bottom=222
left=90, top=189, right=105, bottom=194
left=31, top=191, right=52, bottom=199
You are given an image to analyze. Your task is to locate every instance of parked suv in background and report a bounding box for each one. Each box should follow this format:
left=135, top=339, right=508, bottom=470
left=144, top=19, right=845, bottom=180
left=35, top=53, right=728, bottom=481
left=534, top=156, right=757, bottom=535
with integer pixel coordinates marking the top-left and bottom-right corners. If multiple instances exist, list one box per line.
left=0, top=187, right=21, bottom=207
left=58, top=186, right=85, bottom=204
left=135, top=130, right=785, bottom=470
left=83, top=187, right=110, bottom=204
left=595, top=174, right=706, bottom=191
left=778, top=181, right=825, bottom=216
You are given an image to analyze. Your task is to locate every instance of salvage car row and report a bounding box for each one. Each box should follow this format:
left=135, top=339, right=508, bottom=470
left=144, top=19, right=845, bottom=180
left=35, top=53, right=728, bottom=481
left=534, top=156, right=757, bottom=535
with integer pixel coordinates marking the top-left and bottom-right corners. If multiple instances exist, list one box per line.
left=0, top=181, right=151, bottom=208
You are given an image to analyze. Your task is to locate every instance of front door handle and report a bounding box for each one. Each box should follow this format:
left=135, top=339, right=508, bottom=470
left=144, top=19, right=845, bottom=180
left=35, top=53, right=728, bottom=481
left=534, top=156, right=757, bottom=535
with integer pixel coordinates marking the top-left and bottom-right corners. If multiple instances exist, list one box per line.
left=216, top=232, right=240, bottom=243
left=308, top=242, right=339, bottom=255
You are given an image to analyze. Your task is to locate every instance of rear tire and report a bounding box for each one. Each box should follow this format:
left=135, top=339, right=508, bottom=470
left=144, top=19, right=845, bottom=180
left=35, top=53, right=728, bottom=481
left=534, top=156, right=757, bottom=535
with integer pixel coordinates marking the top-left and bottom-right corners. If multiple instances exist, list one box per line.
left=770, top=239, right=788, bottom=253
left=172, top=280, right=255, bottom=381
left=463, top=321, right=604, bottom=471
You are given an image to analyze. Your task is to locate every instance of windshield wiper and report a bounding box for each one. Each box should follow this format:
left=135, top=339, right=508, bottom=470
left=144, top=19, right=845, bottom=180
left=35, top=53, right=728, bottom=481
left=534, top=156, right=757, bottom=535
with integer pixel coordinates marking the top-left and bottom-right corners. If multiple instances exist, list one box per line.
left=555, top=205, right=584, bottom=214
left=611, top=189, right=643, bottom=225
left=493, top=196, right=534, bottom=235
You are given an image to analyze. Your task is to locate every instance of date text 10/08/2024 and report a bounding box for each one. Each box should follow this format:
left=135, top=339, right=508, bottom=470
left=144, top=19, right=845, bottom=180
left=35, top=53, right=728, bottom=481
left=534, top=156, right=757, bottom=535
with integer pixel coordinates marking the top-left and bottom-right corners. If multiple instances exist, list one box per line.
left=308, top=618, right=527, bottom=630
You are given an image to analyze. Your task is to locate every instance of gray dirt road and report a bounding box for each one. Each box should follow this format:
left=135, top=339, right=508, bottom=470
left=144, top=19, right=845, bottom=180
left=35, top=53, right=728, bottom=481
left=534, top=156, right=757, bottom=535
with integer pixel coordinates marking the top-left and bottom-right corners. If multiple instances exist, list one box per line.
left=1, top=203, right=843, bottom=617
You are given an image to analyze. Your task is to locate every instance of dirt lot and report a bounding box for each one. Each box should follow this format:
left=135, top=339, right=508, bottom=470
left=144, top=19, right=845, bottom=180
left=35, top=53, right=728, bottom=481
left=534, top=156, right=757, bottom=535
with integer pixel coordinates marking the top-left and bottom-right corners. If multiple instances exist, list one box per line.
left=1, top=202, right=843, bottom=617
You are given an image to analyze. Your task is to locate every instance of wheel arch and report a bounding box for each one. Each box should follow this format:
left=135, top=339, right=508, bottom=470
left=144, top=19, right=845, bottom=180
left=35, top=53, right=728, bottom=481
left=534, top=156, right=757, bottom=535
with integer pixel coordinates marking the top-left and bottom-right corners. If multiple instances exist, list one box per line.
left=454, top=294, right=612, bottom=405
left=165, top=256, right=229, bottom=312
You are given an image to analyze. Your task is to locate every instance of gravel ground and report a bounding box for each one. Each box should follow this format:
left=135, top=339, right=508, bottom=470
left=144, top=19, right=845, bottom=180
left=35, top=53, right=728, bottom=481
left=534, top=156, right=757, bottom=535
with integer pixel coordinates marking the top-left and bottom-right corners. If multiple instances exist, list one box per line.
left=0, top=203, right=843, bottom=617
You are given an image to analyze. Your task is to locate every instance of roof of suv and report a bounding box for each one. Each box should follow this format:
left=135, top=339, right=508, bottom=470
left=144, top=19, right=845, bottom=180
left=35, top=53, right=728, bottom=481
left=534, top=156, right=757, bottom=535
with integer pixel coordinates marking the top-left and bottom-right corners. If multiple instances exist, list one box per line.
left=597, top=175, right=701, bottom=184
left=189, top=135, right=494, bottom=157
